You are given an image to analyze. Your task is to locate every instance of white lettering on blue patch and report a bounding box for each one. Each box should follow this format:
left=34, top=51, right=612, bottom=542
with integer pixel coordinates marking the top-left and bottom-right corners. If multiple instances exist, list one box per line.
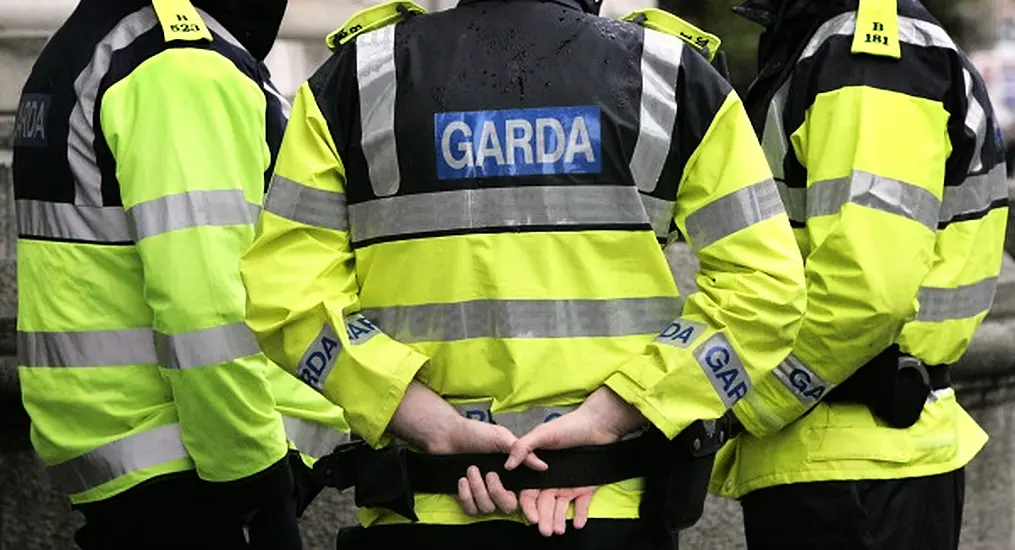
left=434, top=105, right=602, bottom=180
left=13, top=93, right=51, bottom=148
left=297, top=324, right=342, bottom=391
left=693, top=333, right=751, bottom=408
left=655, top=318, right=707, bottom=349
left=773, top=354, right=829, bottom=405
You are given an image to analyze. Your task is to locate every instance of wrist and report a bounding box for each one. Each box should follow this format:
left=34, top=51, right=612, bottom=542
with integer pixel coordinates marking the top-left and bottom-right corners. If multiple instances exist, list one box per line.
left=590, top=386, right=646, bottom=438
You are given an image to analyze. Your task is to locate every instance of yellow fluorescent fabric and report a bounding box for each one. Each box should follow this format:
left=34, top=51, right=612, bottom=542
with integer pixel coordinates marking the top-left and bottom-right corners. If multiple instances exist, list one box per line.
left=605, top=90, right=806, bottom=439
left=101, top=48, right=287, bottom=482
left=242, top=83, right=427, bottom=448
left=732, top=86, right=949, bottom=436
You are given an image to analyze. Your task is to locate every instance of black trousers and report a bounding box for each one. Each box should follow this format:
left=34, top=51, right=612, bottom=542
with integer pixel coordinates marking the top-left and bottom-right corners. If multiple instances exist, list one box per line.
left=336, top=519, right=678, bottom=550
left=73, top=468, right=304, bottom=550
left=741, top=469, right=965, bottom=550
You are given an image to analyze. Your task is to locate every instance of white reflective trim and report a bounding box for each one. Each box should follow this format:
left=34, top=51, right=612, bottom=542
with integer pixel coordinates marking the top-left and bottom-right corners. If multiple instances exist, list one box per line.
left=18, top=328, right=157, bottom=367
left=283, top=416, right=350, bottom=460
left=69, top=7, right=158, bottom=207
left=356, top=25, right=400, bottom=197
left=127, top=190, right=259, bottom=241
left=155, top=323, right=261, bottom=370
left=639, top=194, right=675, bottom=239
left=773, top=354, right=831, bottom=406
left=940, top=164, right=1009, bottom=224
left=452, top=402, right=579, bottom=437
left=761, top=79, right=792, bottom=182
left=630, top=28, right=682, bottom=194
left=693, top=333, right=751, bottom=409
left=347, top=185, right=652, bottom=244
left=47, top=423, right=191, bottom=495
left=917, top=277, right=998, bottom=322
left=807, top=172, right=941, bottom=230
left=684, top=179, right=785, bottom=250
left=962, top=68, right=987, bottom=173
left=801, top=12, right=956, bottom=61
left=264, top=174, right=349, bottom=230
left=16, top=199, right=131, bottom=242
left=361, top=297, right=681, bottom=344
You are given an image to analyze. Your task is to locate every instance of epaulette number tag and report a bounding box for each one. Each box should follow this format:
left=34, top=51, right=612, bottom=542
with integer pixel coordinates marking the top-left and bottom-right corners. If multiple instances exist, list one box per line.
left=152, top=0, right=213, bottom=43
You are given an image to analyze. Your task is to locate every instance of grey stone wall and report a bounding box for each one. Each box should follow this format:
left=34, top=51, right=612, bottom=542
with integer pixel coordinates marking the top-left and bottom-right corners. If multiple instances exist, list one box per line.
left=2, top=27, right=1015, bottom=550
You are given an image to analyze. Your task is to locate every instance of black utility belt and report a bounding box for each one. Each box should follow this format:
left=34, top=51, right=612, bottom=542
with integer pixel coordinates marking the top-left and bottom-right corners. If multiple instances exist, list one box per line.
left=312, top=416, right=736, bottom=530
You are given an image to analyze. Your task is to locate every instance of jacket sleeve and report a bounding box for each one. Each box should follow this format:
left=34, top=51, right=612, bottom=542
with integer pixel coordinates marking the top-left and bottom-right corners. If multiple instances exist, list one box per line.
left=604, top=78, right=808, bottom=440
left=240, top=80, right=429, bottom=448
left=99, top=48, right=289, bottom=483
left=731, top=49, right=949, bottom=437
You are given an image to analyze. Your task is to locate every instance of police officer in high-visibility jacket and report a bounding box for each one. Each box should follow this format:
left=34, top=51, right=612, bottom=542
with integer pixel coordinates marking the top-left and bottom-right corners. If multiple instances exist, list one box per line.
left=12, top=0, right=347, bottom=548
left=241, top=0, right=807, bottom=547
left=710, top=0, right=1009, bottom=548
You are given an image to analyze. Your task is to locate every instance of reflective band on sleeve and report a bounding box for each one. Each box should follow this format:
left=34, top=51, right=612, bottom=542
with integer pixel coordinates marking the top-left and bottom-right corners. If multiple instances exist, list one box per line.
left=360, top=297, right=680, bottom=343
left=69, top=7, right=158, bottom=207
left=654, top=317, right=708, bottom=349
left=640, top=194, right=676, bottom=239
left=940, top=164, right=1009, bottom=225
left=693, top=333, right=751, bottom=409
left=16, top=200, right=132, bottom=243
left=452, top=402, right=580, bottom=437
left=807, top=172, right=941, bottom=231
left=264, top=174, right=349, bottom=231
left=773, top=354, right=831, bottom=405
left=630, top=28, right=682, bottom=194
left=762, top=80, right=792, bottom=183
left=126, top=189, right=259, bottom=241
left=282, top=416, right=349, bottom=459
left=18, top=328, right=157, bottom=367
left=917, top=277, right=998, bottom=322
left=801, top=12, right=955, bottom=61
left=962, top=69, right=988, bottom=173
left=776, top=181, right=806, bottom=224
left=47, top=423, right=191, bottom=495
left=155, top=322, right=261, bottom=370
left=684, top=179, right=785, bottom=250
left=357, top=25, right=400, bottom=198
left=347, top=185, right=652, bottom=244
left=296, top=323, right=342, bottom=391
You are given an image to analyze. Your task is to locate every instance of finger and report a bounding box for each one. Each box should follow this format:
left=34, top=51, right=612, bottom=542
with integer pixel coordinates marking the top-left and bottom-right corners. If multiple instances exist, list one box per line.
left=485, top=472, right=518, bottom=515
left=537, top=489, right=557, bottom=537
left=466, top=466, right=497, bottom=515
left=520, top=489, right=540, bottom=524
left=553, top=491, right=571, bottom=535
left=505, top=424, right=553, bottom=470
left=573, top=487, right=596, bottom=529
left=457, top=477, right=479, bottom=516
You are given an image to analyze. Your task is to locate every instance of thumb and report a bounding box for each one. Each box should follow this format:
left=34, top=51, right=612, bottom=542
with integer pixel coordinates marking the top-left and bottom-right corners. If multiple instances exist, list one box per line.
left=504, top=425, right=550, bottom=471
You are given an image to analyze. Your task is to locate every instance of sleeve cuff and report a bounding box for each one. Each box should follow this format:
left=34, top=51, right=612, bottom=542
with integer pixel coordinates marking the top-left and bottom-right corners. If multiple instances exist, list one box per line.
left=604, top=368, right=680, bottom=439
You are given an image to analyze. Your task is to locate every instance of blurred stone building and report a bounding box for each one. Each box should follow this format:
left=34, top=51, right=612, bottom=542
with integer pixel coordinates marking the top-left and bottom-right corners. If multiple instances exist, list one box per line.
left=0, top=1, right=1013, bottom=548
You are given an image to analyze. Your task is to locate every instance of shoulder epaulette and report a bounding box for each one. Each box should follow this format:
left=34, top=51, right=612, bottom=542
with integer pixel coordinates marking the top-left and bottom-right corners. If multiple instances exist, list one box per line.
left=151, top=0, right=213, bottom=43
left=326, top=1, right=427, bottom=51
left=851, top=0, right=901, bottom=59
left=620, top=9, right=721, bottom=62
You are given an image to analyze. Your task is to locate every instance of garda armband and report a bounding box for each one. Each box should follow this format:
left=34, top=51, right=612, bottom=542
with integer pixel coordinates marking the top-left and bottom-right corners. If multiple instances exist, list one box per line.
left=621, top=9, right=721, bottom=62
left=851, top=0, right=900, bottom=59
left=326, top=0, right=428, bottom=51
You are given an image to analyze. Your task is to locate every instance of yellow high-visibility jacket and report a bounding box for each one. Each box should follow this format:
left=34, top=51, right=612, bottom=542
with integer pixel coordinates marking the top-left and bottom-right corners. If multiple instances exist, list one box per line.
left=14, top=0, right=346, bottom=505
left=241, top=0, right=806, bottom=526
left=712, top=0, right=1005, bottom=498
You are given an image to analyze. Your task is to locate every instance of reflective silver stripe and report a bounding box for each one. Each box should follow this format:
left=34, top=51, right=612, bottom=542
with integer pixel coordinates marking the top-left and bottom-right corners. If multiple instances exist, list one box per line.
left=801, top=12, right=955, bottom=61
left=15, top=199, right=131, bottom=242
left=47, top=423, right=191, bottom=495
left=18, top=328, right=157, bottom=367
left=265, top=80, right=293, bottom=121
left=452, top=402, right=579, bottom=437
left=630, top=28, right=682, bottom=194
left=684, top=179, right=784, bottom=250
left=917, top=277, right=998, bottom=322
left=69, top=7, right=158, bottom=207
left=962, top=68, right=988, bottom=173
left=295, top=323, right=342, bottom=392
left=155, top=322, right=260, bottom=370
left=640, top=194, right=675, bottom=239
left=357, top=25, right=400, bottom=198
left=283, top=416, right=350, bottom=460
left=361, top=297, right=681, bottom=343
left=762, top=80, right=792, bottom=183
left=940, top=164, right=1009, bottom=224
left=693, top=333, right=751, bottom=409
left=807, top=172, right=941, bottom=231
left=773, top=354, right=831, bottom=406
left=347, top=185, right=651, bottom=244
left=127, top=190, right=259, bottom=241
left=264, top=175, right=349, bottom=231
left=776, top=181, right=806, bottom=224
